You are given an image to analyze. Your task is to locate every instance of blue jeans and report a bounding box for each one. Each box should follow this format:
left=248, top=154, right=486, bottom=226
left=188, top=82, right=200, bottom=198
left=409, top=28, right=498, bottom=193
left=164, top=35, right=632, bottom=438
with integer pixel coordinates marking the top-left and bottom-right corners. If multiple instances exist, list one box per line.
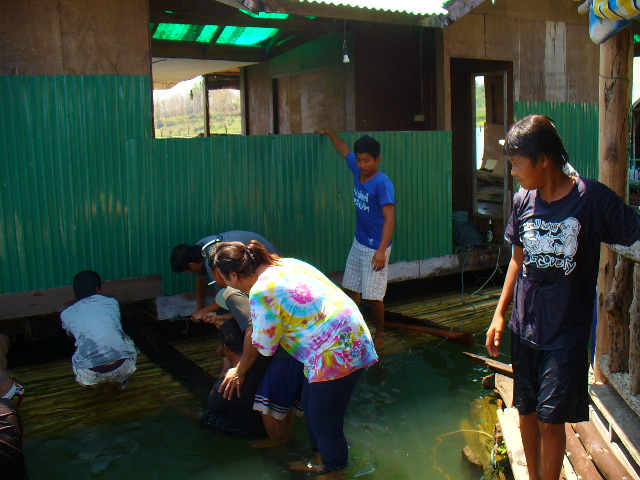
left=301, top=367, right=365, bottom=472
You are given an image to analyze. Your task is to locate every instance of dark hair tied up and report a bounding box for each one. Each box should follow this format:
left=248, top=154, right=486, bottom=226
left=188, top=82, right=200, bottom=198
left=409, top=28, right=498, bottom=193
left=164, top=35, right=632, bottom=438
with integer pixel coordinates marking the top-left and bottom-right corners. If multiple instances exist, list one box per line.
left=214, top=240, right=279, bottom=280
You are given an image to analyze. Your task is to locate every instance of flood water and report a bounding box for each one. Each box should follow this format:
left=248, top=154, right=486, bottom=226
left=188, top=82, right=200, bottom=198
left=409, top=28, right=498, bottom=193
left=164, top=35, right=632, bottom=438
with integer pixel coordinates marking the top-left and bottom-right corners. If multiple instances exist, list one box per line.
left=19, top=329, right=509, bottom=480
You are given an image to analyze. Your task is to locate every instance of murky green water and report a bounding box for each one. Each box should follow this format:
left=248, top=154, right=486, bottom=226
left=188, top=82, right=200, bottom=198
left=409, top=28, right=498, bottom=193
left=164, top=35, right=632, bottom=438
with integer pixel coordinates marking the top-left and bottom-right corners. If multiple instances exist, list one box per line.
left=22, top=333, right=509, bottom=480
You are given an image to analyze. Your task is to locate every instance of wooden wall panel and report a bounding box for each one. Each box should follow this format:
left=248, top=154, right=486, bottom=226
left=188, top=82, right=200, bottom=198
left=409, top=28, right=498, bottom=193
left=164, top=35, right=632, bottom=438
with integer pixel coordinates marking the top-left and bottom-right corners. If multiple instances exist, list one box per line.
left=442, top=0, right=597, bottom=105
left=59, top=0, right=150, bottom=75
left=544, top=21, right=568, bottom=102
left=443, top=13, right=485, bottom=59
left=276, top=70, right=345, bottom=134
left=485, top=15, right=519, bottom=61
left=516, top=18, right=546, bottom=102
left=301, top=70, right=345, bottom=133
left=276, top=76, right=302, bottom=134
left=245, top=62, right=274, bottom=135
left=473, top=0, right=587, bottom=24
left=353, top=30, right=424, bottom=131
left=0, top=0, right=64, bottom=75
left=566, top=23, right=599, bottom=103
left=0, top=0, right=149, bottom=75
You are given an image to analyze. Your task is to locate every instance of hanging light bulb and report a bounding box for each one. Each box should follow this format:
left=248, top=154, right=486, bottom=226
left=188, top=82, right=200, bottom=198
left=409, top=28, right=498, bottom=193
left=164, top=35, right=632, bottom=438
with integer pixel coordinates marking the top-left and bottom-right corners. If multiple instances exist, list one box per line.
left=342, top=19, right=350, bottom=63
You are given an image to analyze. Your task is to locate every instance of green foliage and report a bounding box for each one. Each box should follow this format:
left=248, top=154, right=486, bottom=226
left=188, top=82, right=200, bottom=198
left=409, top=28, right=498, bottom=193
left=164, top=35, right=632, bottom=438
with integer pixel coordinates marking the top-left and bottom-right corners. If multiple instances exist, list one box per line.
left=154, top=79, right=242, bottom=137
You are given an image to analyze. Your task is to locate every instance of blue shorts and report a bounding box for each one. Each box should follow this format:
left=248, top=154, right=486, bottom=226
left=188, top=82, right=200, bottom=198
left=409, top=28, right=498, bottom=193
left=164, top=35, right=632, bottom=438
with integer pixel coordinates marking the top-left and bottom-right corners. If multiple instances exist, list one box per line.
left=511, top=332, right=589, bottom=424
left=253, top=356, right=305, bottom=420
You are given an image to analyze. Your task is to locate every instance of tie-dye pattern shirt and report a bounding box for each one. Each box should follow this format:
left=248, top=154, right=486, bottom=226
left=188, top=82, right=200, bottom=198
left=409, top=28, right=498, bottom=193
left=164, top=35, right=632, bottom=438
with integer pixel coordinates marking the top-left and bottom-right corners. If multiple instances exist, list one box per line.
left=250, top=258, right=378, bottom=382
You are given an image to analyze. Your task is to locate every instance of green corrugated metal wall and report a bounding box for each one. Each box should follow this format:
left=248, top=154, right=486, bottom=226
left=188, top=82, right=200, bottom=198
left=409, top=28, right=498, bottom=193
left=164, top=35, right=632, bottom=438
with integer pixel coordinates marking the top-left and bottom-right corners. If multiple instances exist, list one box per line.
left=0, top=75, right=452, bottom=296
left=514, top=101, right=599, bottom=180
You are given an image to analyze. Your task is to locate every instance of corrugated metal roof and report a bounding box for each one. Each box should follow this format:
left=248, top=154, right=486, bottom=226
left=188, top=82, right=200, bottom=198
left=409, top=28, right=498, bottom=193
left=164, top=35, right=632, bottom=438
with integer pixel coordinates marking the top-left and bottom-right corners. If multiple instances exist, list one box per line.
left=282, top=0, right=450, bottom=15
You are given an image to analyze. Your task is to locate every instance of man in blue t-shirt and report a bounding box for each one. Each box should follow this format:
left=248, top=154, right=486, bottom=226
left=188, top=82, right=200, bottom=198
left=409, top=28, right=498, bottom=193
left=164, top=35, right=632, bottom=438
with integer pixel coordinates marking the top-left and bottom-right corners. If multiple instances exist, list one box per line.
left=316, top=129, right=396, bottom=349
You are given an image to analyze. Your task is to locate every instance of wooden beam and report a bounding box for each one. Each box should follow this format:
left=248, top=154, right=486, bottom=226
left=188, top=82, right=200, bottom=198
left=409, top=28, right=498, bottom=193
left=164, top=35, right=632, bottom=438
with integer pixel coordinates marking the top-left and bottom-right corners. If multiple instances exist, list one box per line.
left=590, top=382, right=640, bottom=466
left=609, top=242, right=640, bottom=263
left=267, top=31, right=324, bottom=59
left=384, top=321, right=475, bottom=347
left=596, top=26, right=633, bottom=383
left=573, top=421, right=635, bottom=479
left=0, top=275, right=162, bottom=320
left=565, top=424, right=604, bottom=480
left=152, top=39, right=267, bottom=62
left=463, top=351, right=513, bottom=377
left=151, top=8, right=343, bottom=32
left=442, top=0, right=485, bottom=22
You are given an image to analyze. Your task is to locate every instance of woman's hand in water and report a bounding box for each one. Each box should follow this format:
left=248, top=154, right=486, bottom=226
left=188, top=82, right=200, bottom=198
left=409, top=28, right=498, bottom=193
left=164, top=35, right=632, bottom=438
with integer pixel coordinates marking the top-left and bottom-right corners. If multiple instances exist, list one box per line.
left=219, top=366, right=245, bottom=400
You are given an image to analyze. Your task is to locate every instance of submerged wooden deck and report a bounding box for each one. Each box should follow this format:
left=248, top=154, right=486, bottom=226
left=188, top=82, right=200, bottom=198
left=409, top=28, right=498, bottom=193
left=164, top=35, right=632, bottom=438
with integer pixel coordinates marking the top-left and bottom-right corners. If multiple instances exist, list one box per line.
left=12, top=285, right=503, bottom=437
left=473, top=356, right=640, bottom=480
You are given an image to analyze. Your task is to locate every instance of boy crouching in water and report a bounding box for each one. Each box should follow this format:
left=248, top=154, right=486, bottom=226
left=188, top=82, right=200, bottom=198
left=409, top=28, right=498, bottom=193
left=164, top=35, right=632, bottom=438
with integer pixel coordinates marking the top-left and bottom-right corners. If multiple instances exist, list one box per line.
left=486, top=115, right=640, bottom=480
left=61, top=271, right=137, bottom=391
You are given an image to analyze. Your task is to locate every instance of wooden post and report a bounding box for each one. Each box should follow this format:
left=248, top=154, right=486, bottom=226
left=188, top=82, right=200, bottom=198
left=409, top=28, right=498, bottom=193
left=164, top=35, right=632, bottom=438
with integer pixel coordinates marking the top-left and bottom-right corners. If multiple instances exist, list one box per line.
left=604, top=255, right=633, bottom=372
left=631, top=264, right=640, bottom=395
left=203, top=77, right=210, bottom=137
left=595, top=27, right=633, bottom=382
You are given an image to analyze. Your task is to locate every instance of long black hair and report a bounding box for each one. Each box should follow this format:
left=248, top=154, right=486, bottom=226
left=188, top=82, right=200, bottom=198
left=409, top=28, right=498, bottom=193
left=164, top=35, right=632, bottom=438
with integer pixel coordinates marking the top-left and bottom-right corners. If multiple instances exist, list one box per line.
left=504, top=115, right=569, bottom=168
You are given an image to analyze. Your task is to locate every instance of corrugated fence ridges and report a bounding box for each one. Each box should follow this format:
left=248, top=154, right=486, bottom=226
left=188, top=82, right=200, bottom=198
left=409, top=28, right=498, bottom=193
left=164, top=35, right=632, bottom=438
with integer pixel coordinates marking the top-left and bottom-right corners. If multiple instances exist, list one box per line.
left=0, top=75, right=452, bottom=296
left=515, top=101, right=599, bottom=180
left=0, top=75, right=152, bottom=294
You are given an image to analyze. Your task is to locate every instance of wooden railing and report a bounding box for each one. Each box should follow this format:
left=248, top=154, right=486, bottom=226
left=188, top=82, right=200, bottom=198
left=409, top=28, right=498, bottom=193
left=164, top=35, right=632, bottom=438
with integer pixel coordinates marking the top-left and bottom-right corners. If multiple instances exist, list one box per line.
left=603, top=244, right=640, bottom=395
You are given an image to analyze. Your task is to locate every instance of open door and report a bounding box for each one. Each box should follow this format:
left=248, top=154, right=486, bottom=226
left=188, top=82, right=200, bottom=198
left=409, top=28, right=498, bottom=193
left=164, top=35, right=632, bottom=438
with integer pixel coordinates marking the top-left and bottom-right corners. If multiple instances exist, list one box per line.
left=450, top=58, right=513, bottom=246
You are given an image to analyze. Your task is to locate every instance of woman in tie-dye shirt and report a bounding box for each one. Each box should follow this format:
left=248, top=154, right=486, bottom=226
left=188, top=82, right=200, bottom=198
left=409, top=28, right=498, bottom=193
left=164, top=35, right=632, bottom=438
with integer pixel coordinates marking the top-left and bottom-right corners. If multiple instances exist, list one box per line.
left=213, top=240, right=377, bottom=474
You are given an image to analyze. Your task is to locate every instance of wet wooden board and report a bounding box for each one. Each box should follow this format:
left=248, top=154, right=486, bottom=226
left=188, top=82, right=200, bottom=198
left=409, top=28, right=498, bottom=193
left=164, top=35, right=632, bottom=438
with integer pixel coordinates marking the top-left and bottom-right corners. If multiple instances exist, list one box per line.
left=463, top=352, right=513, bottom=377
left=496, top=408, right=529, bottom=480
left=590, top=382, right=640, bottom=468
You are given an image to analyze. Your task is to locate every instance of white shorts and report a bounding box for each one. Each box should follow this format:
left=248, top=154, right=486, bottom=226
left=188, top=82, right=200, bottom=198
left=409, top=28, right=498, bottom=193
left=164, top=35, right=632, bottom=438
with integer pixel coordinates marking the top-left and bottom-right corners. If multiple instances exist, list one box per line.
left=342, top=238, right=391, bottom=301
left=73, top=357, right=137, bottom=387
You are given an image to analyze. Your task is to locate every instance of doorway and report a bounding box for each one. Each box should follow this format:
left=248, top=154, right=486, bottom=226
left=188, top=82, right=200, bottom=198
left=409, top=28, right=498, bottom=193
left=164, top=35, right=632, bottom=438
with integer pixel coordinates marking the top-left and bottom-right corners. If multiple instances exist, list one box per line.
left=450, top=58, right=513, bottom=245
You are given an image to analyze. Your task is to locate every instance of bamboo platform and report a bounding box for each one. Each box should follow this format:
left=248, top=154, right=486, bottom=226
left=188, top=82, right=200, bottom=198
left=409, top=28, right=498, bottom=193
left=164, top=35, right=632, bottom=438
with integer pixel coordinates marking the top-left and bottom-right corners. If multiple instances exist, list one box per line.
left=385, top=286, right=503, bottom=344
left=11, top=334, right=223, bottom=438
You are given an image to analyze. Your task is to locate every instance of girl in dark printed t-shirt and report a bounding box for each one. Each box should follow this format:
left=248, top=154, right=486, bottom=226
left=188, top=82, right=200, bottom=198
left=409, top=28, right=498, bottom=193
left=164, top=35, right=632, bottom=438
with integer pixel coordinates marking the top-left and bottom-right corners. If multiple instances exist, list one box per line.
left=485, top=115, right=640, bottom=480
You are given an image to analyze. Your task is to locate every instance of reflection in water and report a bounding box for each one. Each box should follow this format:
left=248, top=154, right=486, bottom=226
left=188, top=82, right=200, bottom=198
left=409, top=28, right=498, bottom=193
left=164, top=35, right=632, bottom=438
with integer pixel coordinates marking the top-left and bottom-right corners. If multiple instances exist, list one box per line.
left=23, top=333, right=495, bottom=480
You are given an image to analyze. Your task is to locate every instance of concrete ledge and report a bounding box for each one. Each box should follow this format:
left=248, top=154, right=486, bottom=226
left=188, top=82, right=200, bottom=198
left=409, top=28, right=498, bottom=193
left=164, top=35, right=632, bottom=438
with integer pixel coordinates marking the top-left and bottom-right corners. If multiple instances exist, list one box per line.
left=0, top=275, right=162, bottom=320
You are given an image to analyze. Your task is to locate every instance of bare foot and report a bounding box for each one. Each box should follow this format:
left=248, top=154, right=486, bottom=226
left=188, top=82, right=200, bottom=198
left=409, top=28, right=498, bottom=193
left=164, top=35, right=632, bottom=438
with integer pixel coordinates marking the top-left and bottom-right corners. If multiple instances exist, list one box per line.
left=374, top=335, right=384, bottom=351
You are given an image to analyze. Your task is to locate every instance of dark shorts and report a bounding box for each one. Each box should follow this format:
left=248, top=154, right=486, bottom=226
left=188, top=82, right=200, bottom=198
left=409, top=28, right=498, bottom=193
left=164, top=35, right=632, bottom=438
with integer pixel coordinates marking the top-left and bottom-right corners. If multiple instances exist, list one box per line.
left=253, top=356, right=305, bottom=420
left=511, top=332, right=589, bottom=424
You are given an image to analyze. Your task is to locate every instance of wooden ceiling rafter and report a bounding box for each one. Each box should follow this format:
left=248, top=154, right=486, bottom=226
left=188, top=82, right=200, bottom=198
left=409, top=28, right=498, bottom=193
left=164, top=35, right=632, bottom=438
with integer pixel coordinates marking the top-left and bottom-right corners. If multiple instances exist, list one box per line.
left=152, top=38, right=267, bottom=62
left=151, top=8, right=343, bottom=32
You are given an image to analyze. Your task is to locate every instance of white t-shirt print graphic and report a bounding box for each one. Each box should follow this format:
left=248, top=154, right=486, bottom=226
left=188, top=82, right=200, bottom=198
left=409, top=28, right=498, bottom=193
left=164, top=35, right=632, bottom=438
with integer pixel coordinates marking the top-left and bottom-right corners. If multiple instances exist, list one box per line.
left=521, top=217, right=580, bottom=275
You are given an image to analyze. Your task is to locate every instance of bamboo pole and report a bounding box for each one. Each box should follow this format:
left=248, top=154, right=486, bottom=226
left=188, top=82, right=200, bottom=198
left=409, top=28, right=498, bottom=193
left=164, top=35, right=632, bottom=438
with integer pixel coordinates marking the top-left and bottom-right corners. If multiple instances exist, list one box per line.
left=595, top=27, right=633, bottom=383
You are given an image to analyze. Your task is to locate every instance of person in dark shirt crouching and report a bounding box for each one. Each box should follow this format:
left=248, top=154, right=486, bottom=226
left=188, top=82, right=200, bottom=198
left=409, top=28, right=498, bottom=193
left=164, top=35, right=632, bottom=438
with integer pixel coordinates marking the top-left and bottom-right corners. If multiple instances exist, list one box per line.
left=201, top=321, right=268, bottom=439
